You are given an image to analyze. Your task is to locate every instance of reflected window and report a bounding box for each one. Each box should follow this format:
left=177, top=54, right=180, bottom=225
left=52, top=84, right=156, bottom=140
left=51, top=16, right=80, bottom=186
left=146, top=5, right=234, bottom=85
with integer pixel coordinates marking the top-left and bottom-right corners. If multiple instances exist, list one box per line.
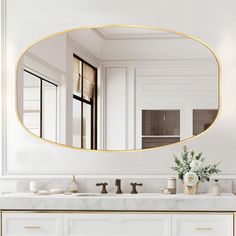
left=23, top=70, right=58, bottom=141
left=72, top=55, right=97, bottom=149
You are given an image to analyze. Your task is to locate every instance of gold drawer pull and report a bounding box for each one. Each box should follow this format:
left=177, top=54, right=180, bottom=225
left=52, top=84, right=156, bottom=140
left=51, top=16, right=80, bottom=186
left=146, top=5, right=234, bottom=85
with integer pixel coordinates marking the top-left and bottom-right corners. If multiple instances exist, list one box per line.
left=24, top=226, right=41, bottom=229
left=195, top=227, right=212, bottom=231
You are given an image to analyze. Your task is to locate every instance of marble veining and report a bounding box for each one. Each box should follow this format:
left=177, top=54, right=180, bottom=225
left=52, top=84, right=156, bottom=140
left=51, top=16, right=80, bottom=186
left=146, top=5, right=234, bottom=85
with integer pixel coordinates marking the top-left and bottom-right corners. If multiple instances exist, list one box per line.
left=0, top=193, right=235, bottom=211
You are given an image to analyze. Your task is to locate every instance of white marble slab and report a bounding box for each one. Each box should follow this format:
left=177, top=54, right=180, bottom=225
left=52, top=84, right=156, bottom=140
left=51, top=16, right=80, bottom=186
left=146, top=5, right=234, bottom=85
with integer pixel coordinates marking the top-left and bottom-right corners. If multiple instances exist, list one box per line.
left=0, top=193, right=235, bottom=211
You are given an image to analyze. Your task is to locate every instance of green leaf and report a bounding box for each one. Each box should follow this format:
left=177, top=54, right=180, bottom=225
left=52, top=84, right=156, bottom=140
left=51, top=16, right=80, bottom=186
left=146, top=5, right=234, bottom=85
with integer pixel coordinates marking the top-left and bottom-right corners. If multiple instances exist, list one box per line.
left=170, top=145, right=221, bottom=183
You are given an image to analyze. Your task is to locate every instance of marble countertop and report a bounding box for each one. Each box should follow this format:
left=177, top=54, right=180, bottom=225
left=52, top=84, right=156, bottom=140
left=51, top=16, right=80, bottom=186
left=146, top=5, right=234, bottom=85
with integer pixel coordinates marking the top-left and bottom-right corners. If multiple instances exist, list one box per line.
left=0, top=192, right=235, bottom=211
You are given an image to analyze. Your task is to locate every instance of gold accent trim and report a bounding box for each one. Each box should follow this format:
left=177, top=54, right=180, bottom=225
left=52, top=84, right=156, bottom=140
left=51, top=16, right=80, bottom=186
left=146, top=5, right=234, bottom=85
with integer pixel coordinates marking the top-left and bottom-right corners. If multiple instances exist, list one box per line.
left=0, top=210, right=1, bottom=236
left=195, top=227, right=212, bottom=231
left=234, top=213, right=236, bottom=236
left=24, top=226, right=41, bottom=229
left=15, top=24, right=221, bottom=152
left=2, top=210, right=233, bottom=215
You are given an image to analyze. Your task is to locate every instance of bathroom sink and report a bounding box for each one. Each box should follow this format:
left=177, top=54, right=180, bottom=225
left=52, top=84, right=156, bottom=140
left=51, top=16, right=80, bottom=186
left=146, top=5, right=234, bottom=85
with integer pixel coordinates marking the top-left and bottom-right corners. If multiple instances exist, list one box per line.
left=74, top=193, right=116, bottom=197
left=74, top=193, right=164, bottom=198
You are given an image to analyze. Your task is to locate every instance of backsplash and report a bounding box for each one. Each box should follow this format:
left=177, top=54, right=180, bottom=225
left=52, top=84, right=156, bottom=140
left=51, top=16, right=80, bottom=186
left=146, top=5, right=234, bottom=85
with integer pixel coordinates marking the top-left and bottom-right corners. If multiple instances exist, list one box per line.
left=0, top=178, right=233, bottom=194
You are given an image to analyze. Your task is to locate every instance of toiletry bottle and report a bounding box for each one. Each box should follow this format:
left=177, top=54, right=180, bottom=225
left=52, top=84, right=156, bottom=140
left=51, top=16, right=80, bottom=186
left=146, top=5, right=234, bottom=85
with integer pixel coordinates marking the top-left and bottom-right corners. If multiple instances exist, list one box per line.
left=212, top=179, right=221, bottom=196
left=68, top=175, right=78, bottom=193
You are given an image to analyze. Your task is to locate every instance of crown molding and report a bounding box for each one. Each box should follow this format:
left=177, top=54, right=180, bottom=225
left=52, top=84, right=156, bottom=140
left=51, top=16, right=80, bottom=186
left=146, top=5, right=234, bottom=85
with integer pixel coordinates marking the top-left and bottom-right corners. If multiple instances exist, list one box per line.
left=93, top=28, right=186, bottom=40
left=68, top=32, right=101, bottom=59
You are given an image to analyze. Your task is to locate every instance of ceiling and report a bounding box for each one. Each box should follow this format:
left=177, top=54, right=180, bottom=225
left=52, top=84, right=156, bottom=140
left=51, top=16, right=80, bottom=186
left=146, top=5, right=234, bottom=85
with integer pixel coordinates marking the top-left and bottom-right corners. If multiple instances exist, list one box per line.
left=68, top=27, right=211, bottom=60
left=93, top=27, right=185, bottom=40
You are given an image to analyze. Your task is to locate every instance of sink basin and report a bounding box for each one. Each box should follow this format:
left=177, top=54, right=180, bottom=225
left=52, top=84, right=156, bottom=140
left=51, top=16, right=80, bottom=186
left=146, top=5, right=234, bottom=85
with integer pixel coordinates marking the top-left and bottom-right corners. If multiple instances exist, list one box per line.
left=74, top=193, right=164, bottom=197
left=74, top=193, right=116, bottom=197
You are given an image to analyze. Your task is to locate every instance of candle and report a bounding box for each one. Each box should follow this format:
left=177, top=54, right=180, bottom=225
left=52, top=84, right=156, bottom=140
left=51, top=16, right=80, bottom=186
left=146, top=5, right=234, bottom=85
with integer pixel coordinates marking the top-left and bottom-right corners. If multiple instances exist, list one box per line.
left=29, top=181, right=37, bottom=193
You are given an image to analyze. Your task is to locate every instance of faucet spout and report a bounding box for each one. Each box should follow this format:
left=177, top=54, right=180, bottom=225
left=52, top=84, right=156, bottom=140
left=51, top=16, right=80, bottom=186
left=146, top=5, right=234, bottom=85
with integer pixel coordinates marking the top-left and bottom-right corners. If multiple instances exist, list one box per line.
left=115, top=179, right=122, bottom=194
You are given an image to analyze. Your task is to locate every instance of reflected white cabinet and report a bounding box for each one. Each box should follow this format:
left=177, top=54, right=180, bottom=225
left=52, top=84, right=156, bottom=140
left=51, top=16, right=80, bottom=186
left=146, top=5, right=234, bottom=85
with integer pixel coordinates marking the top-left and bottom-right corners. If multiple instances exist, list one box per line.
left=64, top=213, right=171, bottom=236
left=2, top=213, right=63, bottom=236
left=172, top=214, right=233, bottom=236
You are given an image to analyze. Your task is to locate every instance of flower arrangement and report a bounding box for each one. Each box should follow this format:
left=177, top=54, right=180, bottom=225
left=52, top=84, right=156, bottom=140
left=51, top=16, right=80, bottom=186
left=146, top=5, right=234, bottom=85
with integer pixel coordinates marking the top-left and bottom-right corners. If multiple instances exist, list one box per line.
left=171, top=146, right=221, bottom=194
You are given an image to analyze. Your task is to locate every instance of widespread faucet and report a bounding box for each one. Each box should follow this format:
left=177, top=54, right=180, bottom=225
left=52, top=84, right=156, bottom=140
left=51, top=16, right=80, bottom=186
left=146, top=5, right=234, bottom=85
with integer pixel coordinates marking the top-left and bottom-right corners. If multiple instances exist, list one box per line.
left=115, top=179, right=122, bottom=194
left=96, top=180, right=143, bottom=194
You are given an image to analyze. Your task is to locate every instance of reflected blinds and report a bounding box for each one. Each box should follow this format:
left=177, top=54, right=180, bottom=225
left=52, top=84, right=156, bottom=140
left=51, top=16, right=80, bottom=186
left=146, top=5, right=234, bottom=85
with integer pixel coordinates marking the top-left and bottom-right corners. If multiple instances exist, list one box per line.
left=73, top=57, right=96, bottom=101
left=83, top=63, right=96, bottom=100
left=73, top=57, right=81, bottom=95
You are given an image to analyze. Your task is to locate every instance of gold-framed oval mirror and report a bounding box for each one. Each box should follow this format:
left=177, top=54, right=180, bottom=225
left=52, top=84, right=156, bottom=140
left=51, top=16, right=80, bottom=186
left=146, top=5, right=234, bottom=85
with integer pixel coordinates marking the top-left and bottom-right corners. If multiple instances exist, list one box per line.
left=16, top=25, right=220, bottom=151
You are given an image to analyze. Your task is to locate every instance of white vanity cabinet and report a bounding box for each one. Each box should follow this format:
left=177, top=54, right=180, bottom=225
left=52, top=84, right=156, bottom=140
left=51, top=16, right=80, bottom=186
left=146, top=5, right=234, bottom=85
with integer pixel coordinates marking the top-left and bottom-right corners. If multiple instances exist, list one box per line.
left=64, top=213, right=171, bottom=236
left=1, top=212, right=234, bottom=236
left=2, top=213, right=63, bottom=236
left=172, top=214, right=233, bottom=236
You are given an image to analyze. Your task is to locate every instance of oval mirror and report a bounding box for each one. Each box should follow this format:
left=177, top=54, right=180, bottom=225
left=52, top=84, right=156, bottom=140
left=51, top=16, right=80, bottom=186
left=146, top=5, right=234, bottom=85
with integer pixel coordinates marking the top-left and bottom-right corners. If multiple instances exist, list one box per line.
left=17, top=26, right=219, bottom=151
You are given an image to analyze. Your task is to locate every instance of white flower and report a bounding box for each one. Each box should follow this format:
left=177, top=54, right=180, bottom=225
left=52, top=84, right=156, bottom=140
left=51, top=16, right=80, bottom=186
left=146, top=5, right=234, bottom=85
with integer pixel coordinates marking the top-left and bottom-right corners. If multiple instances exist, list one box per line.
left=190, top=160, right=203, bottom=171
left=184, top=171, right=199, bottom=187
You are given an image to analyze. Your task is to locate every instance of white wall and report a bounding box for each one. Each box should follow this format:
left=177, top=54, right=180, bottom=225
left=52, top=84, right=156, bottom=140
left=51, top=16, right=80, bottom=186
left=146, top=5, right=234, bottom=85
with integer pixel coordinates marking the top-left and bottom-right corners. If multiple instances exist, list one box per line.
left=1, top=0, right=236, bottom=177
left=105, top=67, right=127, bottom=150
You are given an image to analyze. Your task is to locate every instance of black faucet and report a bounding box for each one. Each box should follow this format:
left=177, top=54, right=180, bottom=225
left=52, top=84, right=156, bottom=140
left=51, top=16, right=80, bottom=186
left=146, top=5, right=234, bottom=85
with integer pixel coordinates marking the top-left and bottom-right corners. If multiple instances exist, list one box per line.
left=115, top=179, right=122, bottom=194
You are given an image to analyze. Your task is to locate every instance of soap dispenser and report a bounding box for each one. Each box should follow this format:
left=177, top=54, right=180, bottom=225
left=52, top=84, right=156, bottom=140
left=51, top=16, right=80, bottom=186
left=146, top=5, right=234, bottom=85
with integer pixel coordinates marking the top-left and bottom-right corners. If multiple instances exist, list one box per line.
left=68, top=175, right=78, bottom=193
left=212, top=179, right=221, bottom=196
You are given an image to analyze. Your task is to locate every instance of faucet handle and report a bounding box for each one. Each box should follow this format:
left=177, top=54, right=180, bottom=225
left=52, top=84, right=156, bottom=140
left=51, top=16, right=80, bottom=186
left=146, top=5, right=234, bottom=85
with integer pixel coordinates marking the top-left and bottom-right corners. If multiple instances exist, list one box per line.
left=96, top=182, right=108, bottom=194
left=130, top=182, right=143, bottom=194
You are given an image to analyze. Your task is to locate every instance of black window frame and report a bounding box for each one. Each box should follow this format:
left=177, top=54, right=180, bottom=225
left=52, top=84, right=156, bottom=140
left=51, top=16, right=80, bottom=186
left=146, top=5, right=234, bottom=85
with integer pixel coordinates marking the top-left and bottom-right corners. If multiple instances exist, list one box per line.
left=23, top=69, right=58, bottom=139
left=73, top=54, right=97, bottom=150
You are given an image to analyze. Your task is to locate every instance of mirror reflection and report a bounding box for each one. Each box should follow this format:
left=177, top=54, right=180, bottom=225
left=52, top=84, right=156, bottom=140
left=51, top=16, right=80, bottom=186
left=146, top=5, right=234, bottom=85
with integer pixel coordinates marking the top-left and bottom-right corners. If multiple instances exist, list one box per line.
left=17, top=26, right=219, bottom=150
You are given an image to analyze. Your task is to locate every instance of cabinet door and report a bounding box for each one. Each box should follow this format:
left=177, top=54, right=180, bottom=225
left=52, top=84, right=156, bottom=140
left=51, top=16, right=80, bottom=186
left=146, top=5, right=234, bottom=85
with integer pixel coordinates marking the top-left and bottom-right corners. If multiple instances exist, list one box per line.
left=2, top=212, right=63, bottom=236
left=64, top=213, right=171, bottom=236
left=172, top=214, right=233, bottom=236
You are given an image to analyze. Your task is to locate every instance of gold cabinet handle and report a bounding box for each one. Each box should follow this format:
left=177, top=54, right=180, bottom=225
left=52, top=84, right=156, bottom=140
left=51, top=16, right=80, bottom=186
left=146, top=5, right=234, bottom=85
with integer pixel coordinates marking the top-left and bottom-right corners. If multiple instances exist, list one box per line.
left=195, top=227, right=212, bottom=231
left=24, top=226, right=41, bottom=229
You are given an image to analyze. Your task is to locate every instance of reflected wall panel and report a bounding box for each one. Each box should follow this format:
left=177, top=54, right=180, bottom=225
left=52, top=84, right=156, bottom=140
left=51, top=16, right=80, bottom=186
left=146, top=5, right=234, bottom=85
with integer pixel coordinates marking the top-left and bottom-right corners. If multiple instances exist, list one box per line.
left=105, top=68, right=127, bottom=150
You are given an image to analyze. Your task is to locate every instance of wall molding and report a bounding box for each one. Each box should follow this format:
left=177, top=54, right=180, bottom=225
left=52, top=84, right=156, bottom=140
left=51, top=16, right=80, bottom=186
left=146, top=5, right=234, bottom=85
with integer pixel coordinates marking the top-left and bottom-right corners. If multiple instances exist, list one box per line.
left=2, top=173, right=236, bottom=180
left=102, top=58, right=217, bottom=67
left=0, top=0, right=7, bottom=178
left=67, top=33, right=100, bottom=66
left=103, top=67, right=129, bottom=150
left=24, top=52, right=66, bottom=83
left=93, top=28, right=186, bottom=40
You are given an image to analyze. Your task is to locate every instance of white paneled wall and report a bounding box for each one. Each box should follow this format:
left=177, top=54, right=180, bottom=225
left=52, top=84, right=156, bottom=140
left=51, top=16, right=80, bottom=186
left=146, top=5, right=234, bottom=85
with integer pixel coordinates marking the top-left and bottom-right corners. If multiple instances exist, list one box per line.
left=105, top=67, right=127, bottom=150
left=135, top=60, right=218, bottom=148
left=103, top=59, right=217, bottom=150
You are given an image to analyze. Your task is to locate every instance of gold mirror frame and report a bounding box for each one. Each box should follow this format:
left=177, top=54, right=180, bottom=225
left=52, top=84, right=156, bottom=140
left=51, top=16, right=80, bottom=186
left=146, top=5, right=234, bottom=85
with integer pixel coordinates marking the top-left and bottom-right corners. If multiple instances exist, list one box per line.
left=15, top=24, right=221, bottom=152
